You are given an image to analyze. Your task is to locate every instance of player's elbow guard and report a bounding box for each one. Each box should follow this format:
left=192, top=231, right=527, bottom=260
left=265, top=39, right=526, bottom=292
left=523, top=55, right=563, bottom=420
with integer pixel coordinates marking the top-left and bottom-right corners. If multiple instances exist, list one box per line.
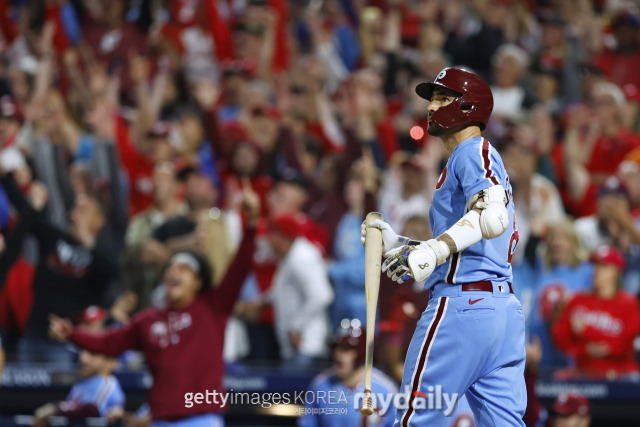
left=480, top=202, right=509, bottom=239
left=468, top=185, right=509, bottom=239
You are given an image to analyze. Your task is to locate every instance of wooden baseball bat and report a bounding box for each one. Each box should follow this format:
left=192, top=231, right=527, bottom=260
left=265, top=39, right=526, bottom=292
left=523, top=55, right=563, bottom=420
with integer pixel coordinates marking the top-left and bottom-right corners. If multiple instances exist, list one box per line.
left=360, top=212, right=384, bottom=416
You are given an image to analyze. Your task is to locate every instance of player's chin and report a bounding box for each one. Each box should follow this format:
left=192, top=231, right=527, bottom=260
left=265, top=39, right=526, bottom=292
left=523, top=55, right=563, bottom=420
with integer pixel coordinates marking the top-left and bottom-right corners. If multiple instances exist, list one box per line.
left=427, top=122, right=445, bottom=137
left=334, top=362, right=349, bottom=379
left=166, top=282, right=184, bottom=301
left=78, top=365, right=92, bottom=378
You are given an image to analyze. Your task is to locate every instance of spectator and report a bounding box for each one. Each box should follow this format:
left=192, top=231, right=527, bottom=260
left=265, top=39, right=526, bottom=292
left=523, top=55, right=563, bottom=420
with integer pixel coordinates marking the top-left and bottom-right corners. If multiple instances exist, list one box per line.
left=236, top=169, right=328, bottom=363
left=490, top=44, right=532, bottom=118
left=378, top=153, right=430, bottom=232
left=0, top=138, right=125, bottom=363
left=443, top=0, right=509, bottom=80
left=81, top=0, right=149, bottom=99
left=298, top=319, right=397, bottom=427
left=328, top=156, right=378, bottom=330
left=123, top=162, right=187, bottom=309
left=32, top=311, right=125, bottom=427
left=267, top=213, right=333, bottom=367
left=49, top=188, right=260, bottom=424
left=574, top=176, right=640, bottom=293
left=617, top=159, right=640, bottom=215
left=0, top=95, right=24, bottom=149
left=550, top=391, right=591, bottom=427
left=530, top=63, right=563, bottom=117
left=595, top=10, right=640, bottom=92
left=524, top=222, right=593, bottom=369
left=0, top=174, right=44, bottom=336
left=533, top=11, right=582, bottom=105
left=552, top=246, right=640, bottom=379
left=502, top=122, right=566, bottom=262
left=142, top=169, right=221, bottom=274
left=560, top=83, right=640, bottom=218
left=519, top=221, right=592, bottom=371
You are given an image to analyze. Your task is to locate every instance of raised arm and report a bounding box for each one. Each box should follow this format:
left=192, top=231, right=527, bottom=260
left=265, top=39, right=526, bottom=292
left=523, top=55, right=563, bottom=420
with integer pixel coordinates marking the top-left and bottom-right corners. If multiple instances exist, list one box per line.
left=208, top=183, right=260, bottom=315
left=50, top=314, right=140, bottom=357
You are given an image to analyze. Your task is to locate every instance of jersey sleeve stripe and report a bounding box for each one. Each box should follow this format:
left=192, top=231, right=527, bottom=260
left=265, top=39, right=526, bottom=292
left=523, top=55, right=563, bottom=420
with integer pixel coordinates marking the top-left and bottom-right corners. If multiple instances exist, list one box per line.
left=481, top=138, right=500, bottom=186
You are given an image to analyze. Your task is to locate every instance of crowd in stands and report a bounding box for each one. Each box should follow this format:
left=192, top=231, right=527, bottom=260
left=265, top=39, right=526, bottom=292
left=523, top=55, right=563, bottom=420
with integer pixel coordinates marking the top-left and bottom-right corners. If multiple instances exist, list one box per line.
left=1, top=0, right=640, bottom=425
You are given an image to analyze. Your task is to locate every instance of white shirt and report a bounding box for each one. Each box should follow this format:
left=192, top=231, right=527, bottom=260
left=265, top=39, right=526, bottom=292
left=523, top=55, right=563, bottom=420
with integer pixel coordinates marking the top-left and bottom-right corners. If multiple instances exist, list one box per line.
left=270, top=238, right=334, bottom=359
left=378, top=171, right=430, bottom=232
left=491, top=86, right=525, bottom=118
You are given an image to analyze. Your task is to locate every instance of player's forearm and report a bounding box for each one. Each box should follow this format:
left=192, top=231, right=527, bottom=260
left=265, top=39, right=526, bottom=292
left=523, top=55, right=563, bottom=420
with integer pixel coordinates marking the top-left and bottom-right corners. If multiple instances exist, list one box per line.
left=69, top=328, right=134, bottom=357
left=213, top=226, right=257, bottom=310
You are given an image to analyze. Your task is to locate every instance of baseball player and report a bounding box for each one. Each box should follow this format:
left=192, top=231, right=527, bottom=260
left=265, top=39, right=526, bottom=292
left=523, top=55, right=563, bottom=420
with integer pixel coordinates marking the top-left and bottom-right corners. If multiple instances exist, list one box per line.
left=362, top=67, right=525, bottom=426
left=299, top=319, right=397, bottom=427
left=32, top=349, right=125, bottom=426
left=49, top=190, right=260, bottom=426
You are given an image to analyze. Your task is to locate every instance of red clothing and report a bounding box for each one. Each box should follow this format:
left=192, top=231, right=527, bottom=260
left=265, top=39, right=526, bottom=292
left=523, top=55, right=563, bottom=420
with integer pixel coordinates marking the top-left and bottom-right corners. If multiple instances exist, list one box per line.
left=552, top=291, right=640, bottom=378
left=70, top=228, right=256, bottom=421
left=81, top=18, right=148, bottom=94
left=595, top=48, right=640, bottom=91
left=115, top=118, right=155, bottom=216
left=0, top=257, right=35, bottom=334
left=45, top=4, right=71, bottom=51
left=383, top=281, right=429, bottom=355
left=551, top=145, right=598, bottom=218
left=0, top=0, right=18, bottom=43
left=587, top=128, right=640, bottom=179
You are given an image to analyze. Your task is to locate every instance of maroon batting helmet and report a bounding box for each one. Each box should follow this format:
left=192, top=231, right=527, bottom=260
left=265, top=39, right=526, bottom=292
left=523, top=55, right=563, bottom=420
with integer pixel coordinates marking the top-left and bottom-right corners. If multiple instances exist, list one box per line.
left=332, top=319, right=366, bottom=365
left=416, top=67, right=494, bottom=132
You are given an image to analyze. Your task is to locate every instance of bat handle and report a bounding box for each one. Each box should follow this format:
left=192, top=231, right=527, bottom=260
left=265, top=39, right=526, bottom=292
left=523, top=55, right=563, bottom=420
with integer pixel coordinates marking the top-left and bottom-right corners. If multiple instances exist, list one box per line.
left=360, top=389, right=374, bottom=416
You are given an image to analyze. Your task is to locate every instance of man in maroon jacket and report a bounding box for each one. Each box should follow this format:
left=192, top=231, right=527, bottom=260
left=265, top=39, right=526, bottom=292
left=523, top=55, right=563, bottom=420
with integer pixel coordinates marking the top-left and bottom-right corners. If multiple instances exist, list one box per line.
left=49, top=190, right=260, bottom=426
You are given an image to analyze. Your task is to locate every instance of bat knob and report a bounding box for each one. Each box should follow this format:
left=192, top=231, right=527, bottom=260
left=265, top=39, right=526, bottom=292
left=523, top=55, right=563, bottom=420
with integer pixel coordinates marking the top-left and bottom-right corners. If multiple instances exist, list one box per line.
left=360, top=390, right=374, bottom=416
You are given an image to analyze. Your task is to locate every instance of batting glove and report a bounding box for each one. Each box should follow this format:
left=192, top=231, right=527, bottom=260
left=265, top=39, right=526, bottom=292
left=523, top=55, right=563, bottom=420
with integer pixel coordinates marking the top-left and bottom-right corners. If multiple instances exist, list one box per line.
left=382, top=240, right=444, bottom=284
left=382, top=245, right=416, bottom=283
left=361, top=219, right=410, bottom=254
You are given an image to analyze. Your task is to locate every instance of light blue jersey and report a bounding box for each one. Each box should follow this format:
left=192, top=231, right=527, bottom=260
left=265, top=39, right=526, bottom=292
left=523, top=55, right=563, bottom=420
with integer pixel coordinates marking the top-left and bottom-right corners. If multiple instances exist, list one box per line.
left=65, top=375, right=125, bottom=417
left=427, top=136, right=518, bottom=287
left=299, top=368, right=398, bottom=427
left=394, top=136, right=526, bottom=427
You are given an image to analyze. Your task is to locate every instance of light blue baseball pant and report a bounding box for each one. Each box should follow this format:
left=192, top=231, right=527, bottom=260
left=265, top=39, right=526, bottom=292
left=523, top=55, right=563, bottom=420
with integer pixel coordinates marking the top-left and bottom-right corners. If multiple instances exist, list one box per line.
left=394, top=282, right=526, bottom=427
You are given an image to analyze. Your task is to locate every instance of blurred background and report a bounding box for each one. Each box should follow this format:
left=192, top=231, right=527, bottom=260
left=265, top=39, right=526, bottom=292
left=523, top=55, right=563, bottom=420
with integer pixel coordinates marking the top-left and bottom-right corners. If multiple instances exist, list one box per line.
left=1, top=0, right=640, bottom=426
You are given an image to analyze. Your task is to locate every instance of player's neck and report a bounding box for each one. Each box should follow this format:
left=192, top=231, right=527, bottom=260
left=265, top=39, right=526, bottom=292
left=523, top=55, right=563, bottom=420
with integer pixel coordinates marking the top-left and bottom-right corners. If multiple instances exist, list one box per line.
left=440, top=126, right=482, bottom=156
left=343, top=366, right=365, bottom=389
left=170, top=294, right=197, bottom=310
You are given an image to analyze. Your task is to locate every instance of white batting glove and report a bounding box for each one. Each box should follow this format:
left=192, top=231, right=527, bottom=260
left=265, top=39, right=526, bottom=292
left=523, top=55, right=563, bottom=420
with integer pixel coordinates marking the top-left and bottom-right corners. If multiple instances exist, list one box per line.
left=361, top=219, right=410, bottom=254
left=381, top=239, right=450, bottom=284
left=406, top=246, right=437, bottom=282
